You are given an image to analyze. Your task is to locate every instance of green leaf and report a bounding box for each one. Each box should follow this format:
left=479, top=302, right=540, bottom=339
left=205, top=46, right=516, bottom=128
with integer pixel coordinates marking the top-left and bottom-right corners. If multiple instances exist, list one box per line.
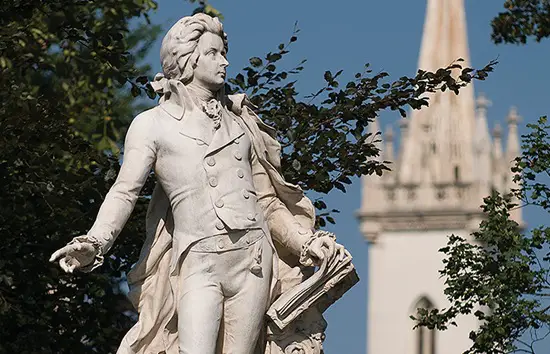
left=249, top=57, right=262, bottom=67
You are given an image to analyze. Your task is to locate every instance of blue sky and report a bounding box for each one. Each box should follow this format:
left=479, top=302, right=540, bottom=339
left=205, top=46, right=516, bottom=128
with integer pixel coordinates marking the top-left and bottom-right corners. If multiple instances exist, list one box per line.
left=139, top=1, right=550, bottom=353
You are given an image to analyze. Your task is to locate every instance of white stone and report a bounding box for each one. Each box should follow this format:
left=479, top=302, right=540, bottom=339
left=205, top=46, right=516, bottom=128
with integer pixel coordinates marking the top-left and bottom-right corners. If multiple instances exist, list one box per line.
left=50, top=13, right=357, bottom=354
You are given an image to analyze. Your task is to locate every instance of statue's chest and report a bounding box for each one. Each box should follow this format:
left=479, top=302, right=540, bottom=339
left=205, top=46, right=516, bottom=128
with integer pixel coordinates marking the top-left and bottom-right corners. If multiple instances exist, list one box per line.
left=154, top=117, right=253, bottom=181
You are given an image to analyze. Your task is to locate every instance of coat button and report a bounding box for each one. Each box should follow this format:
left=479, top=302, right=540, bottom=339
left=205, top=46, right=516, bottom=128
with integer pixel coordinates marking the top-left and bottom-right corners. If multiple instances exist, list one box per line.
left=298, top=228, right=309, bottom=235
left=215, top=199, right=224, bottom=208
left=234, top=138, right=240, bottom=144
left=247, top=213, right=256, bottom=221
left=209, top=177, right=218, bottom=187
left=215, top=221, right=225, bottom=230
left=206, top=157, right=216, bottom=166
left=237, top=169, right=244, bottom=178
left=242, top=190, right=250, bottom=199
left=234, top=151, right=242, bottom=160
left=250, top=265, right=262, bottom=275
left=218, top=239, right=225, bottom=249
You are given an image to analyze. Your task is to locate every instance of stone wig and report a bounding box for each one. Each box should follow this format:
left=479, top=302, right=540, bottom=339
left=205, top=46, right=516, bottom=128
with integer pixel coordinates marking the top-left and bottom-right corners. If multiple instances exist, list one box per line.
left=160, top=13, right=228, bottom=83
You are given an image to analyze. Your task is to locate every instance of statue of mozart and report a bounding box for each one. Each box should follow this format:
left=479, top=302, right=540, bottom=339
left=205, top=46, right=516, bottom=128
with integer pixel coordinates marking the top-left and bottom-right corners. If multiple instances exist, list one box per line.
left=50, top=13, right=356, bottom=354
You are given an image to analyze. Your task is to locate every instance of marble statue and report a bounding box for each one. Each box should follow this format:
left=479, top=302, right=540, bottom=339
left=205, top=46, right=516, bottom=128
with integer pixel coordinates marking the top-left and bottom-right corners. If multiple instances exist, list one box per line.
left=50, top=13, right=357, bottom=354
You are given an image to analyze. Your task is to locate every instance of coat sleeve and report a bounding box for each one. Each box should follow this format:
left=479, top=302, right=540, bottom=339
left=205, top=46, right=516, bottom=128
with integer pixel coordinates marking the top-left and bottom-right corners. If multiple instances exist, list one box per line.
left=251, top=146, right=313, bottom=256
left=71, top=112, right=158, bottom=270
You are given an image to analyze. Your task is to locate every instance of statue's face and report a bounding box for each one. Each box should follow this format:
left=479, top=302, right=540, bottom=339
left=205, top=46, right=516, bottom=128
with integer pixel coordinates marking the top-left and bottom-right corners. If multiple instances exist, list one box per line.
left=189, top=31, right=229, bottom=92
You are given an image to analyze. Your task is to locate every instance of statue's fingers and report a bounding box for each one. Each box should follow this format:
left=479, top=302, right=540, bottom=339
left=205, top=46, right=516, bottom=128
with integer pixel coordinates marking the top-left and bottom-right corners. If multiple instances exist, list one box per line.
left=336, top=244, right=346, bottom=262
left=67, top=257, right=81, bottom=273
left=49, top=253, right=57, bottom=263
left=326, top=238, right=335, bottom=257
left=49, top=249, right=63, bottom=262
left=59, top=257, right=70, bottom=273
left=309, top=245, right=324, bottom=262
left=49, top=245, right=73, bottom=262
left=344, top=249, right=351, bottom=260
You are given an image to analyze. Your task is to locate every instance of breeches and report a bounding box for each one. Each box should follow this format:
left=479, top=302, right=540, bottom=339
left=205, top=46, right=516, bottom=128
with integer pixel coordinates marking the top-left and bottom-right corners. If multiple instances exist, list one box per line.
left=177, top=229, right=273, bottom=354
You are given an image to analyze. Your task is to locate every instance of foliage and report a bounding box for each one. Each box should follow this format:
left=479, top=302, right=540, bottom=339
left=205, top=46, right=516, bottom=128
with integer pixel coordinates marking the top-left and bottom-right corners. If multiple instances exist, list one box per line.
left=414, top=118, right=550, bottom=354
left=188, top=0, right=224, bottom=19
left=492, top=0, right=550, bottom=44
left=0, top=0, right=159, bottom=352
left=226, top=29, right=496, bottom=226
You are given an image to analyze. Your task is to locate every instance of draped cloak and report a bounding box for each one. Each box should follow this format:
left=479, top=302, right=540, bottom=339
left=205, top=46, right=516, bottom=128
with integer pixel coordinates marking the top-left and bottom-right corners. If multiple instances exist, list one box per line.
left=115, top=86, right=316, bottom=354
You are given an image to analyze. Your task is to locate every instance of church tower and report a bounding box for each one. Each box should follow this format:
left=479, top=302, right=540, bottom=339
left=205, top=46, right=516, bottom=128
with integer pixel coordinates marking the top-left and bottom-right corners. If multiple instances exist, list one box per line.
left=358, top=0, right=523, bottom=353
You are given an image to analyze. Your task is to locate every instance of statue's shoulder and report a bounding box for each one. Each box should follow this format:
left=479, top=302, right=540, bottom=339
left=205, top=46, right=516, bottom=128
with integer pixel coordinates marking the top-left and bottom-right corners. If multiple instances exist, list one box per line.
left=137, top=105, right=164, bottom=118
left=130, top=105, right=165, bottom=127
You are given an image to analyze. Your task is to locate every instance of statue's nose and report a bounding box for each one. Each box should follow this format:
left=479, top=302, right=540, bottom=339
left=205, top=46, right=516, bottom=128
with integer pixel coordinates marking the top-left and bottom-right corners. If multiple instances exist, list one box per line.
left=221, top=56, right=229, bottom=68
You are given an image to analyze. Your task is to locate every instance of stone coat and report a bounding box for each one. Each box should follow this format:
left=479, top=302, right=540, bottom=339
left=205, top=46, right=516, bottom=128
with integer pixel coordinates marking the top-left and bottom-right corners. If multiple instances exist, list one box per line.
left=72, top=80, right=316, bottom=354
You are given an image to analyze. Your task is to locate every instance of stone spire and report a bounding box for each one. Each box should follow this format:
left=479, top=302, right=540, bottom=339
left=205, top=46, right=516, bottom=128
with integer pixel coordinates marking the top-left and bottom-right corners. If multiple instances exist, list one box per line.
left=361, top=3, right=522, bottom=353
left=384, top=125, right=394, bottom=162
left=506, top=107, right=521, bottom=164
left=360, top=118, right=385, bottom=242
left=398, top=0, right=476, bottom=187
left=396, top=117, right=409, bottom=173
left=359, top=0, right=493, bottom=240
left=505, top=107, right=523, bottom=224
left=383, top=125, right=395, bottom=184
left=474, top=93, right=492, bottom=199
left=491, top=123, right=504, bottom=191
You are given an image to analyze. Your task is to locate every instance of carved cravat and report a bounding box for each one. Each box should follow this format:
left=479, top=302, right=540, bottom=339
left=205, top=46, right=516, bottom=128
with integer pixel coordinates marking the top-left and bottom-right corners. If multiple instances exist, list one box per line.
left=202, top=98, right=222, bottom=130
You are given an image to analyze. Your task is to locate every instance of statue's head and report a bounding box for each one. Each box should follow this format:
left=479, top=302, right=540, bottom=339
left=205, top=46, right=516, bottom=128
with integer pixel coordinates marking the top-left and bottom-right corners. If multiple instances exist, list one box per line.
left=160, top=13, right=229, bottom=92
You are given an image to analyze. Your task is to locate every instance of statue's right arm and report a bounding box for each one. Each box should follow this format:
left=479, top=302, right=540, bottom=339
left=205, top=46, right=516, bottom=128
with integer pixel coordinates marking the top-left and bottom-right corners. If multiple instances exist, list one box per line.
left=70, top=112, right=158, bottom=271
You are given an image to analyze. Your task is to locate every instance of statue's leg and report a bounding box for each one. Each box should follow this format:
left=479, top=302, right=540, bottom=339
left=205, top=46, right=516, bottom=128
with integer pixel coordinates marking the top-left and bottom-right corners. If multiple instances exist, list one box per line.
left=219, top=233, right=273, bottom=354
left=177, top=250, right=224, bottom=354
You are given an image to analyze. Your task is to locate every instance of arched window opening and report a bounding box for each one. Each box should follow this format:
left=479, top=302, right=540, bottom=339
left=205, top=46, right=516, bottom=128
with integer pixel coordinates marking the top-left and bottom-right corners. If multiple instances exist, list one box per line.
left=414, top=297, right=436, bottom=354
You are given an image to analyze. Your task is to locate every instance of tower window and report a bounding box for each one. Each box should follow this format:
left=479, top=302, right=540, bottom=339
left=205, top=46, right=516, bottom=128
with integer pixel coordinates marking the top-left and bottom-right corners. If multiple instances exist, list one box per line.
left=454, top=166, right=460, bottom=183
left=413, top=297, right=437, bottom=354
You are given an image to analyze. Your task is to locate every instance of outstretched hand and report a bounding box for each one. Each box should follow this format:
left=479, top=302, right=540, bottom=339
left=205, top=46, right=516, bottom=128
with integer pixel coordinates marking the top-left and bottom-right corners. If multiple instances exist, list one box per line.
left=49, top=241, right=97, bottom=273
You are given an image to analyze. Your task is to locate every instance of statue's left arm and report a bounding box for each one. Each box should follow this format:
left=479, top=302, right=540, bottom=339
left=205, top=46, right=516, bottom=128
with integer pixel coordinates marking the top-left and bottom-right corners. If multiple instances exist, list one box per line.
left=250, top=148, right=314, bottom=258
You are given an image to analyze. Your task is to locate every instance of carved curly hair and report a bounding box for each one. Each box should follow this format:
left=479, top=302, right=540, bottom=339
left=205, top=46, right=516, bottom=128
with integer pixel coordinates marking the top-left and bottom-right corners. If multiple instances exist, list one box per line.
left=160, top=13, right=228, bottom=83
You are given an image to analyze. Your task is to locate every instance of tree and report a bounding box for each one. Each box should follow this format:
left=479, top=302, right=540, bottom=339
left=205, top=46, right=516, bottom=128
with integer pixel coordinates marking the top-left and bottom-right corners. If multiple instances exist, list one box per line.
left=0, top=1, right=161, bottom=352
left=491, top=0, right=550, bottom=44
left=226, top=32, right=496, bottom=226
left=413, top=2, right=550, bottom=353
left=0, top=1, right=495, bottom=352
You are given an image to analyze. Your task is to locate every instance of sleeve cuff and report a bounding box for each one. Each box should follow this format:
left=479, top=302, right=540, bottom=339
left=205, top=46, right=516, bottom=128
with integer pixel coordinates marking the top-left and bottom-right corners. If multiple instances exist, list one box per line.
left=66, top=235, right=105, bottom=272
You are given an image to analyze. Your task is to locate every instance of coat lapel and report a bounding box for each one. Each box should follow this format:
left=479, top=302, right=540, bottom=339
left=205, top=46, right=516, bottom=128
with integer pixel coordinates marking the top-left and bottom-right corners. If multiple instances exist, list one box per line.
left=178, top=111, right=211, bottom=145
left=157, top=79, right=211, bottom=145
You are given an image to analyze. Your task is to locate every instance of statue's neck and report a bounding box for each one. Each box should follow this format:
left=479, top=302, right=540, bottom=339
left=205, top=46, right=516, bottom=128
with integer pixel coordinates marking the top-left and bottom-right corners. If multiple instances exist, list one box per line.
left=186, top=82, right=218, bottom=105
